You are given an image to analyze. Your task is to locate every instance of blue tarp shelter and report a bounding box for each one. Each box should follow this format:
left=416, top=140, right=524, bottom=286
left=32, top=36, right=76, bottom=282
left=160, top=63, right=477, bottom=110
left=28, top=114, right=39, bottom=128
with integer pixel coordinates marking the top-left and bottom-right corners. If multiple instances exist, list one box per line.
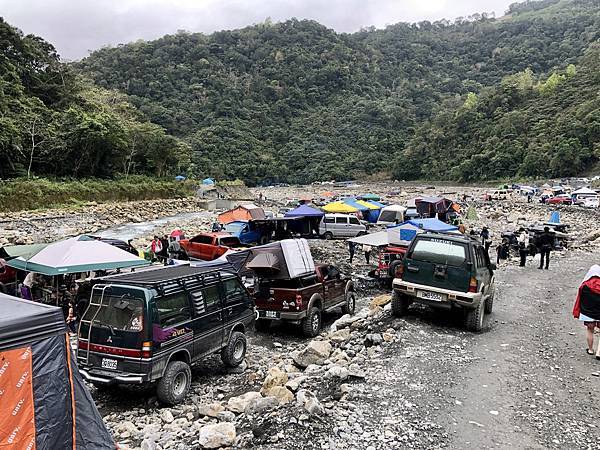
left=284, top=205, right=325, bottom=217
left=175, top=175, right=186, bottom=181
left=387, top=218, right=459, bottom=245
left=202, top=178, right=215, bottom=185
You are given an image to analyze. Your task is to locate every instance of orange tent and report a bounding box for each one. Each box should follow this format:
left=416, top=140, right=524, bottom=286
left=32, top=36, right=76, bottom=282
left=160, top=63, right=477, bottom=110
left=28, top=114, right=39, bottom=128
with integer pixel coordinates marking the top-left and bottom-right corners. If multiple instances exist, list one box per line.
left=218, top=204, right=266, bottom=224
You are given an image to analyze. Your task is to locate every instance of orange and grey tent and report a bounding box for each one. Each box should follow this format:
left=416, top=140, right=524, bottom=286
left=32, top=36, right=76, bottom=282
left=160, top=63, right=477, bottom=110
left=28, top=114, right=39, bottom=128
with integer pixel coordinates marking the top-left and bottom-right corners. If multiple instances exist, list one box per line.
left=0, top=293, right=115, bottom=449
left=218, top=203, right=266, bottom=224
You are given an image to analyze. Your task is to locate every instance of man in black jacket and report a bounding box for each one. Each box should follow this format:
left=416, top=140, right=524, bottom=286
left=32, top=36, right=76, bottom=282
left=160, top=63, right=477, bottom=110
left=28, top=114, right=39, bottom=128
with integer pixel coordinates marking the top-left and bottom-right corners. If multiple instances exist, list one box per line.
left=537, top=226, right=554, bottom=270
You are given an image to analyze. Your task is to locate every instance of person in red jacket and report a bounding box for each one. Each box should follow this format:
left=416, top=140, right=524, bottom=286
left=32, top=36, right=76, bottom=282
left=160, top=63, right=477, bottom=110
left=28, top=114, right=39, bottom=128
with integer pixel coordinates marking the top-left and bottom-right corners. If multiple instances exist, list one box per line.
left=572, top=265, right=600, bottom=356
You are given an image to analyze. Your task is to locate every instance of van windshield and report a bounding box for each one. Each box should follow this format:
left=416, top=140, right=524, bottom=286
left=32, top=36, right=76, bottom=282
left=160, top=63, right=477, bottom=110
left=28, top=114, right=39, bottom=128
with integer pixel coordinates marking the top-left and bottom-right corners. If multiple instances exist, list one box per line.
left=83, top=288, right=145, bottom=332
left=410, top=238, right=468, bottom=267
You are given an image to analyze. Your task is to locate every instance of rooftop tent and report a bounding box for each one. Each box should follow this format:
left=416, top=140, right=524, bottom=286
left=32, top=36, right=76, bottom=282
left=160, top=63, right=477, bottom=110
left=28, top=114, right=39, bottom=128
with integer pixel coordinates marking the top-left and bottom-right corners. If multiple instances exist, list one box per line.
left=322, top=201, right=358, bottom=213
left=202, top=178, right=215, bottom=185
left=377, top=204, right=407, bottom=225
left=387, top=218, right=459, bottom=246
left=0, top=294, right=115, bottom=449
left=360, top=194, right=381, bottom=201
left=284, top=204, right=325, bottom=217
left=7, top=236, right=150, bottom=275
left=218, top=204, right=266, bottom=224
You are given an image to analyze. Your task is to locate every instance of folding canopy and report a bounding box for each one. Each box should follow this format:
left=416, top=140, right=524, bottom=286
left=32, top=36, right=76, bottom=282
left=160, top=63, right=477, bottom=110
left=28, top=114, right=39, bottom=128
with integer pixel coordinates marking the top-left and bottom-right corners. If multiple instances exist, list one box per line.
left=0, top=294, right=115, bottom=449
left=7, top=236, right=149, bottom=275
left=284, top=204, right=325, bottom=217
left=322, top=201, right=358, bottom=213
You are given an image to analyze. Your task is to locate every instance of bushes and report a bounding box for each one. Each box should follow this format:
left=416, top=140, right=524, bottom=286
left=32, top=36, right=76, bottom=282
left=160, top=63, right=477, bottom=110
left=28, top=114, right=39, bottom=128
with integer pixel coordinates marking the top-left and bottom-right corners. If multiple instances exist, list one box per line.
left=0, top=177, right=195, bottom=212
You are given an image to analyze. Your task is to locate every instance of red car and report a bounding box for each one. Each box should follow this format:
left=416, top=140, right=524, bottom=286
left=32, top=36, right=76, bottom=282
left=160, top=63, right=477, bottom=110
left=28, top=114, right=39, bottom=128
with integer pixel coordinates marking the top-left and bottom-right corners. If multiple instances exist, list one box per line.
left=547, top=195, right=573, bottom=205
left=179, top=232, right=243, bottom=261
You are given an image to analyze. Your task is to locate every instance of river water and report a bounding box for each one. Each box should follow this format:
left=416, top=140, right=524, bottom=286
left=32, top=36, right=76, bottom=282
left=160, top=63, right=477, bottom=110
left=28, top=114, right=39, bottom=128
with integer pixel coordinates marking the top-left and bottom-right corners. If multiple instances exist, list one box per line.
left=96, top=212, right=208, bottom=241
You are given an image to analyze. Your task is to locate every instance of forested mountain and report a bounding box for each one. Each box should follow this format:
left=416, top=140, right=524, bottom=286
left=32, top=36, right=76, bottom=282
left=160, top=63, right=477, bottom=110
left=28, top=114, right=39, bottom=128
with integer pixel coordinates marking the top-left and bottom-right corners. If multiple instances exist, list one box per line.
left=2, top=0, right=600, bottom=183
left=0, top=18, right=190, bottom=179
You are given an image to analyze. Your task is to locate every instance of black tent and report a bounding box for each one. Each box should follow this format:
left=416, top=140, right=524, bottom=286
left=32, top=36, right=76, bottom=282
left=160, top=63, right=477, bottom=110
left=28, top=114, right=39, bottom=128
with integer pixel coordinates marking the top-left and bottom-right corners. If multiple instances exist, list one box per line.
left=0, top=293, right=115, bottom=449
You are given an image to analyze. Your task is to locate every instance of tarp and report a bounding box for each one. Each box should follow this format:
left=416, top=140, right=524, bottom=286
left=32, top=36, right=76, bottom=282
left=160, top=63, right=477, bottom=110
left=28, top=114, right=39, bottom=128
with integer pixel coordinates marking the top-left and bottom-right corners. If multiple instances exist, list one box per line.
left=7, top=236, right=149, bottom=275
left=387, top=219, right=459, bottom=245
left=284, top=204, right=325, bottom=217
left=348, top=231, right=389, bottom=247
left=366, top=200, right=386, bottom=208
left=218, top=204, right=266, bottom=224
left=548, top=211, right=561, bottom=225
left=356, top=200, right=380, bottom=210
left=322, top=201, right=358, bottom=213
left=0, top=294, right=115, bottom=449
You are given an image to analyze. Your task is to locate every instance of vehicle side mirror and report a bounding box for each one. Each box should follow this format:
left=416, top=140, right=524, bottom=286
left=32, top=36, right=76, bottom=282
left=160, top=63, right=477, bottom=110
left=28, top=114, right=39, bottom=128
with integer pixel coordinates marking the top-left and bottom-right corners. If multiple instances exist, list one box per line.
left=489, top=263, right=497, bottom=271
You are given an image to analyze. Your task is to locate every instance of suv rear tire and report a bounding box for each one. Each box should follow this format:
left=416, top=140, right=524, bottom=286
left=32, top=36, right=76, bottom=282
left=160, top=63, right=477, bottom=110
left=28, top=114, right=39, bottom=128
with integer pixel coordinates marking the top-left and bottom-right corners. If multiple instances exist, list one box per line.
left=254, top=319, right=271, bottom=332
left=391, top=291, right=409, bottom=317
left=465, top=299, right=485, bottom=332
left=388, top=260, right=402, bottom=278
left=341, top=292, right=356, bottom=315
left=302, top=307, right=321, bottom=337
left=221, top=331, right=247, bottom=367
left=156, top=361, right=191, bottom=405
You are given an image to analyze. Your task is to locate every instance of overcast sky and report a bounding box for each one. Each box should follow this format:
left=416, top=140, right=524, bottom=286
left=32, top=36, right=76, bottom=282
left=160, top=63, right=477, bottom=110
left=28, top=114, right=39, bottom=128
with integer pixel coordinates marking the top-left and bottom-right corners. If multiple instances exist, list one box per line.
left=1, top=0, right=515, bottom=61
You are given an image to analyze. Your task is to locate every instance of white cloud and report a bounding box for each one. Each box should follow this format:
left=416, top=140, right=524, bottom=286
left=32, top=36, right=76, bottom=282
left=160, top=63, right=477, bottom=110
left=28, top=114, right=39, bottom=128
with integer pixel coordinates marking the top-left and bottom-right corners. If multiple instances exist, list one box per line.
left=0, top=0, right=514, bottom=60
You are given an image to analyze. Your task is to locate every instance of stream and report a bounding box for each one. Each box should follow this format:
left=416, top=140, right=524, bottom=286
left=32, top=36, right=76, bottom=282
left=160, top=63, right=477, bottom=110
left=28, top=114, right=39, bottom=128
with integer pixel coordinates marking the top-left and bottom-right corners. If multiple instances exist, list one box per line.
left=96, top=212, right=208, bottom=241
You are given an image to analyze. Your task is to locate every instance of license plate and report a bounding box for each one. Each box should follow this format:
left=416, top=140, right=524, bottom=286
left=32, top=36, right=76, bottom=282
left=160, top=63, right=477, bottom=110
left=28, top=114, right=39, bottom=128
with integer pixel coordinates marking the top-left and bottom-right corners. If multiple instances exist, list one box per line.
left=101, top=358, right=117, bottom=370
left=262, top=310, right=279, bottom=319
left=419, top=291, right=445, bottom=302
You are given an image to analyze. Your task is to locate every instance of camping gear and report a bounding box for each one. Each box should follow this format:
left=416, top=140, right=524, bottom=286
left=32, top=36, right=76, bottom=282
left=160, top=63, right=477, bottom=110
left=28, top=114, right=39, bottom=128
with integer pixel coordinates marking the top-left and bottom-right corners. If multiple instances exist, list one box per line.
left=7, top=236, right=149, bottom=275
left=0, top=293, right=115, bottom=449
left=387, top=218, right=459, bottom=246
left=377, top=204, right=407, bottom=225
left=322, top=201, right=358, bottom=213
left=227, top=239, right=315, bottom=280
left=415, top=197, right=453, bottom=220
left=218, top=204, right=266, bottom=224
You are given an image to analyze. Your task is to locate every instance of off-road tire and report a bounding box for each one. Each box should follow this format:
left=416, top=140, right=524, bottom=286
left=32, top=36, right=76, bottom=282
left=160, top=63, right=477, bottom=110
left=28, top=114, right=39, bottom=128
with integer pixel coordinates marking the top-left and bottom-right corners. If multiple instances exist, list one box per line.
left=302, top=307, right=321, bottom=337
left=341, top=291, right=356, bottom=315
left=323, top=232, right=333, bottom=240
left=465, top=299, right=485, bottom=332
left=388, top=260, right=403, bottom=279
left=391, top=290, right=410, bottom=317
left=221, top=331, right=247, bottom=367
left=254, top=319, right=271, bottom=332
left=484, top=286, right=495, bottom=314
left=156, top=361, right=191, bottom=405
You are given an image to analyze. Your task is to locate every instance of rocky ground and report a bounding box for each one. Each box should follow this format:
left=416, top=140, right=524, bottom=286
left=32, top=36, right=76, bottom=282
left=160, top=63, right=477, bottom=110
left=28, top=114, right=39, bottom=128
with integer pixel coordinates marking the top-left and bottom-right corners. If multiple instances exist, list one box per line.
left=2, top=183, right=600, bottom=449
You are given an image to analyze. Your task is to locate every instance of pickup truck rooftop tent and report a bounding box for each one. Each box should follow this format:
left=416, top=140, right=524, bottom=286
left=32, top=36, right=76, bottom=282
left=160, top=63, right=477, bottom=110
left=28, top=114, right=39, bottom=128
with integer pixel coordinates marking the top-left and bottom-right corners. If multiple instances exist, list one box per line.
left=218, top=204, right=266, bottom=224
left=0, top=294, right=115, bottom=449
left=322, top=201, right=359, bottom=213
left=7, top=236, right=149, bottom=275
left=387, top=218, right=459, bottom=246
left=227, top=239, right=315, bottom=280
left=284, top=204, right=325, bottom=217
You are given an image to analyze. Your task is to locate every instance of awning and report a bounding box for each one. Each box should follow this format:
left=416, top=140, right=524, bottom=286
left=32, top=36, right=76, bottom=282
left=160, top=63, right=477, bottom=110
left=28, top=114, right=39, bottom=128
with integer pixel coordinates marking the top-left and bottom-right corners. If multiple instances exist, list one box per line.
left=0, top=243, right=49, bottom=261
left=348, top=231, right=389, bottom=247
left=284, top=204, right=325, bottom=217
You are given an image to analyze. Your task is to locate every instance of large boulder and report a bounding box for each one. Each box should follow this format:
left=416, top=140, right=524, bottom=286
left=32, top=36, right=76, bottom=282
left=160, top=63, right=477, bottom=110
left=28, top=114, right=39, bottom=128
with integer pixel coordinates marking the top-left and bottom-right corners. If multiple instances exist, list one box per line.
left=226, top=391, right=262, bottom=413
left=244, top=396, right=279, bottom=415
left=263, top=386, right=294, bottom=404
left=198, top=422, right=236, bottom=449
left=260, top=367, right=288, bottom=394
left=197, top=402, right=225, bottom=418
left=293, top=340, right=332, bottom=368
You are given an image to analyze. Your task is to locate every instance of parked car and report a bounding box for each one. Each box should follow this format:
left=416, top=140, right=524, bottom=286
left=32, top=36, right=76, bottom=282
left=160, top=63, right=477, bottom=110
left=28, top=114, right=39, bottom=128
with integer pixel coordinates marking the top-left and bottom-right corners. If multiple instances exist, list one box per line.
left=224, top=220, right=270, bottom=245
left=391, top=232, right=496, bottom=331
left=253, top=263, right=355, bottom=337
left=548, top=194, right=573, bottom=205
left=179, top=232, right=243, bottom=261
left=319, top=214, right=367, bottom=239
left=575, top=196, right=599, bottom=208
left=77, top=264, right=254, bottom=405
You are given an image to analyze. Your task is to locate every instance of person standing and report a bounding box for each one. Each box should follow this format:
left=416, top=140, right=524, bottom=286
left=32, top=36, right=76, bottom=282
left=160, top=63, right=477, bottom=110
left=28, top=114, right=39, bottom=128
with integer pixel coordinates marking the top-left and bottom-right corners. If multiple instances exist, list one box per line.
left=572, top=265, right=600, bottom=355
left=168, top=236, right=181, bottom=261
left=160, top=235, right=170, bottom=265
left=517, top=228, right=529, bottom=267
left=480, top=226, right=491, bottom=253
left=151, top=236, right=163, bottom=262
left=537, top=226, right=554, bottom=270
left=363, top=244, right=372, bottom=264
left=348, top=241, right=357, bottom=264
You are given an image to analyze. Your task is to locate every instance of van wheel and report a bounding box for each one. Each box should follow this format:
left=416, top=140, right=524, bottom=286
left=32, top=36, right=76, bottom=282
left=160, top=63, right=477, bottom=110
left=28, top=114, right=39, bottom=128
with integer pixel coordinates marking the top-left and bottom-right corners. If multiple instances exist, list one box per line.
left=357, top=231, right=367, bottom=237
left=221, top=332, right=247, bottom=367
left=341, top=292, right=356, bottom=315
left=465, top=300, right=485, bottom=332
left=254, top=319, right=271, bottom=332
left=302, top=307, right=321, bottom=337
left=156, top=361, right=191, bottom=405
left=484, top=286, right=495, bottom=314
left=391, top=291, right=409, bottom=317
left=323, top=232, right=333, bottom=240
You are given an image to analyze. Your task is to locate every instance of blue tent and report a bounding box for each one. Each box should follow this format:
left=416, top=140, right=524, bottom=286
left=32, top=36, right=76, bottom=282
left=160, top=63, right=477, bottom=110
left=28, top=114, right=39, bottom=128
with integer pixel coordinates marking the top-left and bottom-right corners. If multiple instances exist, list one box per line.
left=284, top=204, right=325, bottom=217
left=175, top=175, right=186, bottom=181
left=366, top=200, right=386, bottom=208
left=202, top=178, right=215, bottom=185
left=343, top=199, right=380, bottom=223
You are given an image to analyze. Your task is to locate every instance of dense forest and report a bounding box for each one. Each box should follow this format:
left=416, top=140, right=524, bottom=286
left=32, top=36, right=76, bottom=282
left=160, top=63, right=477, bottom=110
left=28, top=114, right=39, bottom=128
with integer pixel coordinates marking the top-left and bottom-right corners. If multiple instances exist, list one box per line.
left=1, top=0, right=600, bottom=184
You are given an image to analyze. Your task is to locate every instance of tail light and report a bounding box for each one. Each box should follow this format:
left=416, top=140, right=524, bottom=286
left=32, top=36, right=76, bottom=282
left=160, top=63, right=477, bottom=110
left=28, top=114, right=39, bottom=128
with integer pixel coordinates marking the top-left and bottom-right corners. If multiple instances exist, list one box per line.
left=468, top=277, right=478, bottom=293
left=295, top=294, right=303, bottom=309
left=141, top=341, right=153, bottom=359
left=396, top=263, right=404, bottom=279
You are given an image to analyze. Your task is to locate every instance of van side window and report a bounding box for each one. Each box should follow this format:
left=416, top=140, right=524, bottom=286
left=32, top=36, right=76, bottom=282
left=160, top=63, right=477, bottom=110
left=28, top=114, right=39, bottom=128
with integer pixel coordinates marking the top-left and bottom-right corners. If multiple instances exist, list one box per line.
left=202, top=284, right=221, bottom=311
left=156, top=293, right=191, bottom=327
left=335, top=217, right=347, bottom=224
left=222, top=278, right=245, bottom=304
left=324, top=217, right=335, bottom=224
left=349, top=217, right=360, bottom=225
